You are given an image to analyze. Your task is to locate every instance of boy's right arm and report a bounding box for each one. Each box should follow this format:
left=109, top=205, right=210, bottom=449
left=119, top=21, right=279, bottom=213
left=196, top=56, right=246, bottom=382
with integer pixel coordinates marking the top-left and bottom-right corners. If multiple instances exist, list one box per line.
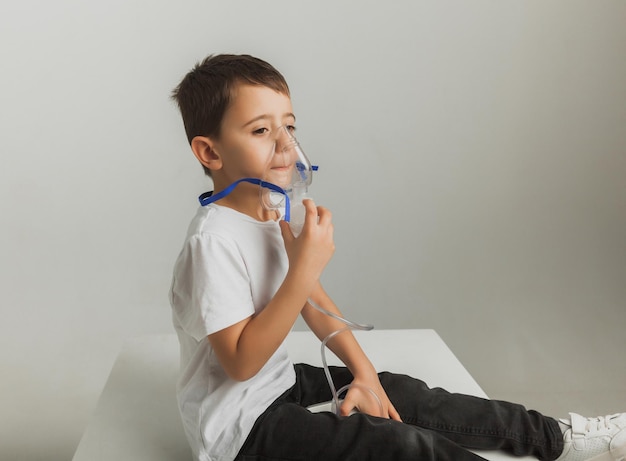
left=208, top=199, right=334, bottom=381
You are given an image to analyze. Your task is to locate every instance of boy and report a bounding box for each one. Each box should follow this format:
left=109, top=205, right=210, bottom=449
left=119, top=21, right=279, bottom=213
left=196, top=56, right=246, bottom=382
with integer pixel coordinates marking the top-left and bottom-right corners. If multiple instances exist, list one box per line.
left=169, top=54, right=626, bottom=461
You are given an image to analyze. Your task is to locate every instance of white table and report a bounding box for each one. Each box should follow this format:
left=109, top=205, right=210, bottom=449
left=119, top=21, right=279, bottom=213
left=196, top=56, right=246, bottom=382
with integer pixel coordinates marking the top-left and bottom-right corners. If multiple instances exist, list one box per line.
left=73, top=330, right=533, bottom=460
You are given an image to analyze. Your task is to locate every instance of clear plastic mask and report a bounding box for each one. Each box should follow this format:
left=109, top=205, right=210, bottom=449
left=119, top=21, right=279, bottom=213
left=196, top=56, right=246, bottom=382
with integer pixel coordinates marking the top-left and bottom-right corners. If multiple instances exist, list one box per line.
left=260, top=126, right=314, bottom=234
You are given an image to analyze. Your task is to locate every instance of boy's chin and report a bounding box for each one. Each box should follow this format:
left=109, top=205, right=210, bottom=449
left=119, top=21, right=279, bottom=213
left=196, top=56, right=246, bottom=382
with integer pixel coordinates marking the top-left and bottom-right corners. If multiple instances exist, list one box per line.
left=264, top=170, right=292, bottom=189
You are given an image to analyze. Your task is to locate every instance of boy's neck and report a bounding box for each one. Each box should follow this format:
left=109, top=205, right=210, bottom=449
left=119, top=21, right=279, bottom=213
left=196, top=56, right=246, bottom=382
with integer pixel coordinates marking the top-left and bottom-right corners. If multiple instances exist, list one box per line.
left=211, top=179, right=279, bottom=222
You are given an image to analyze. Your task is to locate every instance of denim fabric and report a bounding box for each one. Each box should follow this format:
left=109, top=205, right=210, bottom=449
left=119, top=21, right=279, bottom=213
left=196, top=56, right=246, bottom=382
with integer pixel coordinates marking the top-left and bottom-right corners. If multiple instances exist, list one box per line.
left=235, top=364, right=564, bottom=461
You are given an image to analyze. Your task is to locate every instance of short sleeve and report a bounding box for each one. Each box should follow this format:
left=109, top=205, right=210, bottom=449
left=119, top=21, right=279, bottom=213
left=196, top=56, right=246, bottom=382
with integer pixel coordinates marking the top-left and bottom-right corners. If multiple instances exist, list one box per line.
left=170, top=233, right=255, bottom=341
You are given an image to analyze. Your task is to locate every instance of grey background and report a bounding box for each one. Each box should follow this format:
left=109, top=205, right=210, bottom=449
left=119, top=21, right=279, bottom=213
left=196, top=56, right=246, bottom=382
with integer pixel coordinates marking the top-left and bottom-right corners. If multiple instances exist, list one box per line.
left=1, top=1, right=624, bottom=460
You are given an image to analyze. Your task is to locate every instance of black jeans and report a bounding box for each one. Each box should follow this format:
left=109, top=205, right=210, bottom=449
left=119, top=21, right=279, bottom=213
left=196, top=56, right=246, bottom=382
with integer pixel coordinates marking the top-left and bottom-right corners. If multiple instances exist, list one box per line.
left=235, top=364, right=564, bottom=461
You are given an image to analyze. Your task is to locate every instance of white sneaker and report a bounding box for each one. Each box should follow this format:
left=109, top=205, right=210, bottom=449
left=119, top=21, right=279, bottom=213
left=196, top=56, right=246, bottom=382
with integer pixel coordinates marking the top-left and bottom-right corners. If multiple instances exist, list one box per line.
left=555, top=413, right=626, bottom=461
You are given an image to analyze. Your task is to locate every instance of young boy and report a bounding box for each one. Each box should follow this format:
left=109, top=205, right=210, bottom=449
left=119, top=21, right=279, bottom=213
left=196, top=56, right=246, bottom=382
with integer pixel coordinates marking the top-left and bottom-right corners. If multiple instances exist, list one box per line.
left=169, top=54, right=626, bottom=461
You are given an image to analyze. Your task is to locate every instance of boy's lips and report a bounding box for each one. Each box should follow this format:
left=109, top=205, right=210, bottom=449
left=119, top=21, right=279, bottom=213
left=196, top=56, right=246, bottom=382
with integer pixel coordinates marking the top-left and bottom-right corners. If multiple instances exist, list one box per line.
left=270, top=164, right=293, bottom=172
left=267, top=165, right=293, bottom=187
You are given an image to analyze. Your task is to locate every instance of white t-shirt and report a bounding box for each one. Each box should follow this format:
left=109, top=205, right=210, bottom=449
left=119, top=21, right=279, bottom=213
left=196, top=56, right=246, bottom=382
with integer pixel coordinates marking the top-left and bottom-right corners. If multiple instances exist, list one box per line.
left=170, top=204, right=296, bottom=461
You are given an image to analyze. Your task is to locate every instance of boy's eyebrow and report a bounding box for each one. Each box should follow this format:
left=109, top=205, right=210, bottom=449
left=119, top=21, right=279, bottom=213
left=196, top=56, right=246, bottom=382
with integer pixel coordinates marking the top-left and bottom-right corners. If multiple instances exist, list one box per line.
left=242, top=112, right=296, bottom=128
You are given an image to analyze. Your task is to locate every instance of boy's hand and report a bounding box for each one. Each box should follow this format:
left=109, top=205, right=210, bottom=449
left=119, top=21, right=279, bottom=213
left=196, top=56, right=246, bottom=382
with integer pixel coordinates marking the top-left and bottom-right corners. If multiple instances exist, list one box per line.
left=279, top=199, right=335, bottom=285
left=340, top=375, right=402, bottom=422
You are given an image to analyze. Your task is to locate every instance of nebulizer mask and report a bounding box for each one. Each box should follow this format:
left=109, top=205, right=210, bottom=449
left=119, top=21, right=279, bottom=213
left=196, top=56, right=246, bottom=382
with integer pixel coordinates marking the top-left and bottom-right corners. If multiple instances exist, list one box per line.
left=197, top=127, right=381, bottom=417
left=258, top=125, right=316, bottom=236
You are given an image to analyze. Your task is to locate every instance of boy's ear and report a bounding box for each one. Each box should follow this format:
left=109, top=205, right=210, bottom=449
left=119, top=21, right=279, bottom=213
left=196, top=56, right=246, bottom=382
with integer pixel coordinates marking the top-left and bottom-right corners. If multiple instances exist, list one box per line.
left=191, top=136, right=222, bottom=171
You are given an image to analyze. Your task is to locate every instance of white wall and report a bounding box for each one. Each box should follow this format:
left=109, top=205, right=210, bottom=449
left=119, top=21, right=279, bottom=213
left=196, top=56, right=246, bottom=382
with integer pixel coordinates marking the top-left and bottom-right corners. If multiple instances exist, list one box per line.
left=1, top=1, right=625, bottom=460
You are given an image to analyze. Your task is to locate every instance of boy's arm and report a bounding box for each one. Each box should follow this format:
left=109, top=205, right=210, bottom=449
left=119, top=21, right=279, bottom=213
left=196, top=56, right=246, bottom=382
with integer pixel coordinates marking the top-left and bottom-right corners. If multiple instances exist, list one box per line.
left=302, top=282, right=402, bottom=421
left=208, top=200, right=334, bottom=382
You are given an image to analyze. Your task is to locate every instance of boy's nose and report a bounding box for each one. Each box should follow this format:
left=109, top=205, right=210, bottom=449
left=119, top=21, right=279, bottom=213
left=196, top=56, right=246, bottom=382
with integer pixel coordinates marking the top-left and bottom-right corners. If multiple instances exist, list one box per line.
left=273, top=126, right=292, bottom=152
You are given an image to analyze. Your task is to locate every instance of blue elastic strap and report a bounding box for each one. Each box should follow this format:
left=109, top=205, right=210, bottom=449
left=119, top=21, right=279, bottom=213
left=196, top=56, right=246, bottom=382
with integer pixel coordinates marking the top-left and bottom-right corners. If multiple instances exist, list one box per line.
left=296, top=162, right=318, bottom=180
left=198, top=177, right=292, bottom=222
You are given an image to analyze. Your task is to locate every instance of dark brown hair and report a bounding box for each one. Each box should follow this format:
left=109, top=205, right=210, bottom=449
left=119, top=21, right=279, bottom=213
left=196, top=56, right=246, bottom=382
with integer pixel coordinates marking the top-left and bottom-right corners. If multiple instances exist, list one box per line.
left=171, top=54, right=290, bottom=176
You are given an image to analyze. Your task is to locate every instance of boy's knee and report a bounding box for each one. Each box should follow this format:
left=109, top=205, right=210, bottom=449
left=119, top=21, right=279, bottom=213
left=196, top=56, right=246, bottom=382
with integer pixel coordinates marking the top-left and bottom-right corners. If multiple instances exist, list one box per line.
left=379, top=371, right=430, bottom=394
left=381, top=422, right=436, bottom=459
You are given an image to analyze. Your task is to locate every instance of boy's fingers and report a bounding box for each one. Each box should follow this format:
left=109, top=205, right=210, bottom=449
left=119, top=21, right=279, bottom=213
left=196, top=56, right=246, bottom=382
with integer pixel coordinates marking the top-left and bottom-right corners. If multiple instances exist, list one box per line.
left=339, top=397, right=357, bottom=417
left=389, top=403, right=402, bottom=422
left=279, top=219, right=294, bottom=242
left=316, top=206, right=332, bottom=225
left=302, top=198, right=317, bottom=219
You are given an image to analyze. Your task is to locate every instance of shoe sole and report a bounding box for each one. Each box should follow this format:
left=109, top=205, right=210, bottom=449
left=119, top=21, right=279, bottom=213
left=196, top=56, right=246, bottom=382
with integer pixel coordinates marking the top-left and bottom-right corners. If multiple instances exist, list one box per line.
left=583, top=452, right=624, bottom=461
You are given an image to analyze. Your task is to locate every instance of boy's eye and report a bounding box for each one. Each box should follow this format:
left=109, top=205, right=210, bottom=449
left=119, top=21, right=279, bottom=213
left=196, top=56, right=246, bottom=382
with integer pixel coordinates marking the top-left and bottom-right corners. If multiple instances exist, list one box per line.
left=286, top=125, right=296, bottom=133
left=252, top=127, right=269, bottom=135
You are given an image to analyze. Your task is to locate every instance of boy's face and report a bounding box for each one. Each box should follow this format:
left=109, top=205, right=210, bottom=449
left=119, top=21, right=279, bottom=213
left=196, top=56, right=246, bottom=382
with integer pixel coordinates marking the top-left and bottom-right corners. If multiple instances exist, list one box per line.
left=210, top=83, right=296, bottom=188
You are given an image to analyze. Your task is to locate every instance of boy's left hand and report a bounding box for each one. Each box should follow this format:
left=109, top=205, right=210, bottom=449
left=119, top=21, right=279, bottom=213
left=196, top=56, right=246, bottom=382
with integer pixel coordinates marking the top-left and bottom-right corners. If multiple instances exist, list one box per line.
left=339, top=375, right=402, bottom=421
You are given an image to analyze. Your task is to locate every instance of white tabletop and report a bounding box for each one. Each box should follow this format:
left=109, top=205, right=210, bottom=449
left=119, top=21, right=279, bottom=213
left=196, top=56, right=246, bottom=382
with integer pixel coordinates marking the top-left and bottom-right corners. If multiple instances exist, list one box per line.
left=73, top=330, right=532, bottom=460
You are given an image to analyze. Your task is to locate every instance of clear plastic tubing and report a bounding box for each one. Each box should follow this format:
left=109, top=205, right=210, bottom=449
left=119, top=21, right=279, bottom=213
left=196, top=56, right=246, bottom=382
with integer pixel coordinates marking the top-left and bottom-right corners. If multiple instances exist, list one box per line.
left=306, top=298, right=384, bottom=417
